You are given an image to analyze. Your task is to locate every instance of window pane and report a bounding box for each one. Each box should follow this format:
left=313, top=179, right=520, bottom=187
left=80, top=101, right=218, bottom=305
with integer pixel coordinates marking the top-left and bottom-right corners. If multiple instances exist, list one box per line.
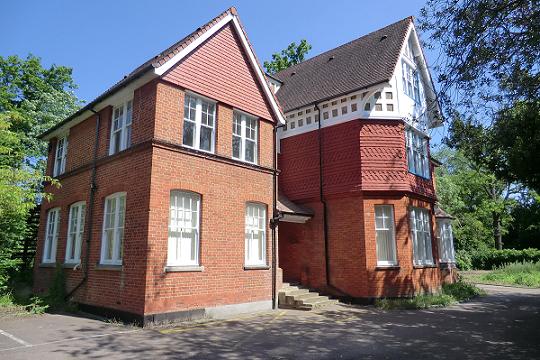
left=232, top=135, right=241, bottom=159
left=168, top=191, right=199, bottom=265
left=245, top=140, right=255, bottom=163
left=199, top=126, right=212, bottom=151
left=183, top=121, right=195, bottom=147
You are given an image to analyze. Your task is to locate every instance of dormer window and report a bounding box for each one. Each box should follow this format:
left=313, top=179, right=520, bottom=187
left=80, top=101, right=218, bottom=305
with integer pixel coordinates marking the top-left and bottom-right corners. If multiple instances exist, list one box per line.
left=53, top=135, right=68, bottom=177
left=109, top=100, right=133, bottom=155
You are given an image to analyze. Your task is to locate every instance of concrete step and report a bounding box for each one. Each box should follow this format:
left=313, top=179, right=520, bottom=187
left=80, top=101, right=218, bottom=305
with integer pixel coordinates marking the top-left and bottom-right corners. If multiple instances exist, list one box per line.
left=278, top=283, right=338, bottom=311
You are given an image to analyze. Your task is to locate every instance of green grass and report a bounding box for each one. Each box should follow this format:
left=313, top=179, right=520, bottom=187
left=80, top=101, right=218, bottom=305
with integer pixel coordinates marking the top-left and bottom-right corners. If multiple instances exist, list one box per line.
left=0, top=292, right=49, bottom=317
left=375, top=280, right=484, bottom=310
left=480, top=261, right=540, bottom=288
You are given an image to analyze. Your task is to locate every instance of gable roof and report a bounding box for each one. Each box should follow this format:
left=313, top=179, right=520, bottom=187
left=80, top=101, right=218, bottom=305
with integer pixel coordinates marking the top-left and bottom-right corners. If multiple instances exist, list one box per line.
left=273, top=17, right=413, bottom=113
left=41, top=7, right=284, bottom=140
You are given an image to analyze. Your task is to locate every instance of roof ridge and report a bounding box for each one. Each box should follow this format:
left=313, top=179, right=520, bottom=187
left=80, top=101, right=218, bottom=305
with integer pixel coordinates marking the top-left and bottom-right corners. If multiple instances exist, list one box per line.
left=274, top=16, right=413, bottom=79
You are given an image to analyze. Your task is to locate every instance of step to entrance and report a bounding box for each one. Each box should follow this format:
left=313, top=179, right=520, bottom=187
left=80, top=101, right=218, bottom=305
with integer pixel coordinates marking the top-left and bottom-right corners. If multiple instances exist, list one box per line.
left=278, top=282, right=338, bottom=310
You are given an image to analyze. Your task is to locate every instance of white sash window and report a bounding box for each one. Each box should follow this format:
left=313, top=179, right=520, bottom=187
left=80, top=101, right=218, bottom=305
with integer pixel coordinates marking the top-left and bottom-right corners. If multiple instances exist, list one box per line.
left=109, top=100, right=133, bottom=155
left=183, top=94, right=215, bottom=153
left=410, top=207, right=434, bottom=266
left=168, top=191, right=200, bottom=266
left=43, top=208, right=60, bottom=263
left=406, top=128, right=430, bottom=178
left=245, top=203, right=266, bottom=266
left=375, top=205, right=397, bottom=266
left=100, top=193, right=126, bottom=265
left=232, top=111, right=258, bottom=164
left=65, top=202, right=85, bottom=263
left=53, top=135, right=68, bottom=176
left=438, top=220, right=456, bottom=263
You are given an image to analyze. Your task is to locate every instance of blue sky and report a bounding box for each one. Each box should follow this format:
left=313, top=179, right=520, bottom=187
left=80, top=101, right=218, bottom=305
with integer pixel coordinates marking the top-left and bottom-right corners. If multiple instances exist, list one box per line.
left=1, top=0, right=445, bottom=144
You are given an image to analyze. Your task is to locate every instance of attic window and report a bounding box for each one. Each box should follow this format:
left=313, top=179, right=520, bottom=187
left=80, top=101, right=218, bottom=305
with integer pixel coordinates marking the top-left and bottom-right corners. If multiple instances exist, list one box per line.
left=306, top=109, right=312, bottom=114
left=331, top=100, right=337, bottom=106
left=297, top=111, right=303, bottom=116
left=322, top=104, right=328, bottom=109
left=350, top=95, right=357, bottom=100
left=341, top=98, right=347, bottom=103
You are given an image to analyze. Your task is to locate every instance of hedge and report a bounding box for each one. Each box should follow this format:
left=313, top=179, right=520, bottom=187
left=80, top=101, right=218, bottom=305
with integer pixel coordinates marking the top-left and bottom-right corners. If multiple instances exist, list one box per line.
left=462, top=249, right=540, bottom=270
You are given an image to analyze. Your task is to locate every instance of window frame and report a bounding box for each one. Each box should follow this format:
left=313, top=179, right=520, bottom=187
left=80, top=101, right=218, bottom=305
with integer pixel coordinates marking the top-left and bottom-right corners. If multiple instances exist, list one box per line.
left=374, top=205, right=398, bottom=267
left=245, top=202, right=267, bottom=267
left=109, top=99, right=133, bottom=155
left=232, top=110, right=258, bottom=164
left=167, top=190, right=201, bottom=267
left=53, top=135, right=68, bottom=177
left=438, top=220, right=456, bottom=263
left=100, top=192, right=126, bottom=265
left=402, top=59, right=421, bottom=103
left=43, top=207, right=60, bottom=264
left=65, top=201, right=86, bottom=264
left=406, top=128, right=430, bottom=179
left=410, top=207, right=434, bottom=266
left=182, top=93, right=216, bottom=153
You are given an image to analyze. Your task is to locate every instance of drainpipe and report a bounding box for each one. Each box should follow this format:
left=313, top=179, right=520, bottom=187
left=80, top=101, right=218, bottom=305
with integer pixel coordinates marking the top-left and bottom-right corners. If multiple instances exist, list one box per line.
left=65, top=109, right=101, bottom=300
left=315, top=103, right=347, bottom=297
left=270, top=121, right=285, bottom=309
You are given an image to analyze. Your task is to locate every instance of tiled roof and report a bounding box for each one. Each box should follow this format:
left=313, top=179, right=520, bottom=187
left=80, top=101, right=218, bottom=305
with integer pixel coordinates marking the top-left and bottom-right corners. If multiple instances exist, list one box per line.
left=273, top=17, right=412, bottom=112
left=41, top=7, right=238, bottom=139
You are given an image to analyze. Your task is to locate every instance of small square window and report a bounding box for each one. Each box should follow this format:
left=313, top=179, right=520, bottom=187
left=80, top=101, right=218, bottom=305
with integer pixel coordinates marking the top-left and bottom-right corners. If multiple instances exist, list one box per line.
left=350, top=95, right=357, bottom=100
left=297, top=111, right=303, bottom=116
left=315, top=114, right=320, bottom=122
left=289, top=113, right=295, bottom=118
left=323, top=112, right=329, bottom=120
left=386, top=92, right=393, bottom=100
left=332, top=109, right=338, bottom=117
left=290, top=121, right=296, bottom=129
left=387, top=104, right=394, bottom=111
left=306, top=109, right=312, bottom=114
left=283, top=123, right=288, bottom=131
left=341, top=106, right=348, bottom=115
left=322, top=104, right=328, bottom=109
left=375, top=103, right=383, bottom=111
left=306, top=116, right=312, bottom=124
left=298, top=119, right=304, bottom=127
left=331, top=100, right=337, bottom=106
left=362, top=92, right=368, bottom=99
left=375, top=92, right=381, bottom=99
left=351, top=103, right=358, bottom=112
left=364, top=103, right=371, bottom=111
left=341, top=98, right=347, bottom=103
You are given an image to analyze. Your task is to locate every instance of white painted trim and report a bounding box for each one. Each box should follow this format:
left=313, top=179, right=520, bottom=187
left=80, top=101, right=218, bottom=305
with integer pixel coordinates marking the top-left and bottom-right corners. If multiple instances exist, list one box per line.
left=153, top=13, right=285, bottom=125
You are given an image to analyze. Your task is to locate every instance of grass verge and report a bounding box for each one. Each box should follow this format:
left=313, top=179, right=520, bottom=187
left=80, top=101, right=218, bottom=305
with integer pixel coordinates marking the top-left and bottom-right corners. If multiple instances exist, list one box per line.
left=375, top=280, right=485, bottom=310
left=479, top=261, right=540, bottom=288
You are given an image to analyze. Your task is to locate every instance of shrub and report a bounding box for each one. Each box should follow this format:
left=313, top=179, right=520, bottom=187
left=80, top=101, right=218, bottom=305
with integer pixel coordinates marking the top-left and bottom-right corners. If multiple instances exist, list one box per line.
left=375, top=293, right=455, bottom=310
left=470, top=248, right=540, bottom=270
left=442, top=281, right=485, bottom=300
left=456, top=250, right=473, bottom=270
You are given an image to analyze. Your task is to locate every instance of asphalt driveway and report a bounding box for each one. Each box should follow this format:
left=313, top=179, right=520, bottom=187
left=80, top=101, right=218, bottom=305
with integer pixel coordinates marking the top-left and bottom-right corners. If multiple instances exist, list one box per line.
left=0, top=285, right=539, bottom=359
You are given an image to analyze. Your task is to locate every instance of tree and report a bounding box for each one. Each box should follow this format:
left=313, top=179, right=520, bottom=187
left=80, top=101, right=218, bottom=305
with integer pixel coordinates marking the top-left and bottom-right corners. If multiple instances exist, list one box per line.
left=420, top=1, right=540, bottom=191
left=433, top=147, right=519, bottom=251
left=264, top=40, right=312, bottom=74
left=0, top=55, right=77, bottom=291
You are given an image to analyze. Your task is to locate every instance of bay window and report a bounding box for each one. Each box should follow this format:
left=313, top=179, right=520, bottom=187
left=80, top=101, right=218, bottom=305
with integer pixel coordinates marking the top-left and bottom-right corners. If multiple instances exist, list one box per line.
left=53, top=135, right=68, bottom=177
left=100, top=192, right=126, bottom=265
left=168, top=190, right=200, bottom=266
left=410, top=207, right=434, bottom=266
left=438, top=220, right=455, bottom=263
left=406, top=128, right=430, bottom=178
left=183, top=94, right=215, bottom=152
left=233, top=111, right=258, bottom=164
left=65, top=202, right=85, bottom=264
left=43, top=208, right=60, bottom=263
left=245, top=203, right=266, bottom=266
left=109, top=100, right=133, bottom=155
left=374, top=205, right=397, bottom=266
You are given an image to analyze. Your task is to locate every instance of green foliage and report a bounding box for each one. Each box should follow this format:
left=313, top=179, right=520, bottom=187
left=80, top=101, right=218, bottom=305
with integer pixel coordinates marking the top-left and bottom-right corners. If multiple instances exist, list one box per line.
left=470, top=248, right=540, bottom=270
left=433, top=147, right=517, bottom=251
left=375, top=280, right=485, bottom=310
left=0, top=54, right=76, bottom=293
left=481, top=261, right=540, bottom=287
left=25, top=295, right=49, bottom=314
left=375, top=293, right=455, bottom=310
left=455, top=250, right=473, bottom=270
left=47, top=264, right=66, bottom=307
left=442, top=280, right=486, bottom=300
left=264, top=40, right=312, bottom=74
left=504, top=192, right=540, bottom=249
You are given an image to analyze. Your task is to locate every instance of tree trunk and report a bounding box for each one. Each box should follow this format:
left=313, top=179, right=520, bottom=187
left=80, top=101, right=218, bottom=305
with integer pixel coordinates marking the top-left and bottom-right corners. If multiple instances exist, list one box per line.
left=493, top=212, right=503, bottom=250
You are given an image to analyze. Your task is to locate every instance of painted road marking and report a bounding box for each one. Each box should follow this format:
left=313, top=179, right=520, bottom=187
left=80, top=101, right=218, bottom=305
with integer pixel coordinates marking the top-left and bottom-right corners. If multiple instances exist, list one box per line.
left=0, top=329, right=140, bottom=353
left=0, top=329, right=31, bottom=347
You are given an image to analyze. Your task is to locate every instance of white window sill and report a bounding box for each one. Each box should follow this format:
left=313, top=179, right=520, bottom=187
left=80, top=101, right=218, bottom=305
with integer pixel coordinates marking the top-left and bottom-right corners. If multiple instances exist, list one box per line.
left=164, top=265, right=204, bottom=273
left=62, top=262, right=81, bottom=269
left=376, top=263, right=400, bottom=270
left=39, top=262, right=57, bottom=268
left=96, top=264, right=122, bottom=271
left=244, top=264, right=270, bottom=270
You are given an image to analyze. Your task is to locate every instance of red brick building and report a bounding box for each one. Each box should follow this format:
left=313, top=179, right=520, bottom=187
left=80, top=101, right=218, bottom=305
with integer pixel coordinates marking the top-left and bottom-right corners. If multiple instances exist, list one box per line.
left=273, top=17, right=456, bottom=300
left=34, top=8, right=456, bottom=322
